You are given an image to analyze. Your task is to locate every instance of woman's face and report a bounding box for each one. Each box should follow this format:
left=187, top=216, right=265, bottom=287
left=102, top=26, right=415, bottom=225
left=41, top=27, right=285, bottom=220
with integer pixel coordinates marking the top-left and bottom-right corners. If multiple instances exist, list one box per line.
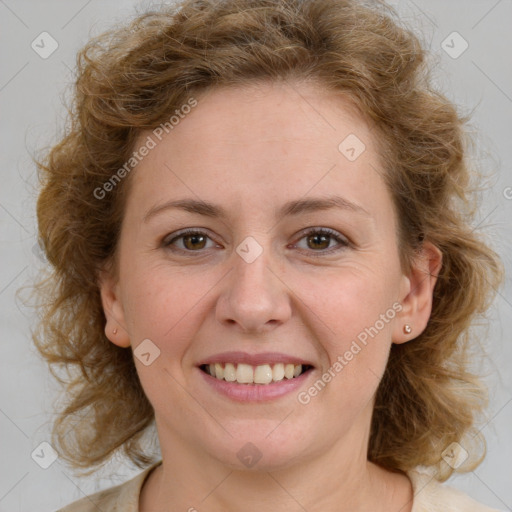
left=100, top=81, right=438, bottom=471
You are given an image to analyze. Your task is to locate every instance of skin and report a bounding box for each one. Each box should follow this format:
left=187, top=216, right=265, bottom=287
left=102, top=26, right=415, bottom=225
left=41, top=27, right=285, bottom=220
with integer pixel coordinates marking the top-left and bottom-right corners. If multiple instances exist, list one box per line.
left=99, top=80, right=442, bottom=512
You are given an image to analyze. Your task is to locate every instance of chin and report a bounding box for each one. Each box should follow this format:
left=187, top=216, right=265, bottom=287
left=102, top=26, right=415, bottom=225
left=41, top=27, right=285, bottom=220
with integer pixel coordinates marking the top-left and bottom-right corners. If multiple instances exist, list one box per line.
left=200, top=426, right=316, bottom=472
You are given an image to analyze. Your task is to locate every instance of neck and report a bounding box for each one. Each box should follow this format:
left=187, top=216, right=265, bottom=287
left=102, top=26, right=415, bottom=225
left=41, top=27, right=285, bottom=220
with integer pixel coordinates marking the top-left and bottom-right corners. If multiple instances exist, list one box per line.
left=140, top=408, right=413, bottom=512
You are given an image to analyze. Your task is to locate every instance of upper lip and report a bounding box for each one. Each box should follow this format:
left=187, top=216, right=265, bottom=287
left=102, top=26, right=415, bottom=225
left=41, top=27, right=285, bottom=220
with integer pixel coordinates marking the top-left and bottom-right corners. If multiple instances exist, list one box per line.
left=198, top=351, right=315, bottom=367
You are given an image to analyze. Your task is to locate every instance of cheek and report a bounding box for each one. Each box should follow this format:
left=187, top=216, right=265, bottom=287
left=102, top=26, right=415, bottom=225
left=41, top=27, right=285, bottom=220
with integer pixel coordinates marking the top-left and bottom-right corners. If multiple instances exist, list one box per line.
left=120, top=264, right=209, bottom=351
left=120, top=268, right=209, bottom=413
left=293, top=265, right=399, bottom=404
left=296, top=265, right=399, bottom=343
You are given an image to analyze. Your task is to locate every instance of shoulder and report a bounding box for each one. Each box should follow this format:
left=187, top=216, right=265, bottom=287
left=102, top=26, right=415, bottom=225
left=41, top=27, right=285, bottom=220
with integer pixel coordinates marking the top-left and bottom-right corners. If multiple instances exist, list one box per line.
left=56, top=462, right=162, bottom=512
left=408, top=468, right=504, bottom=512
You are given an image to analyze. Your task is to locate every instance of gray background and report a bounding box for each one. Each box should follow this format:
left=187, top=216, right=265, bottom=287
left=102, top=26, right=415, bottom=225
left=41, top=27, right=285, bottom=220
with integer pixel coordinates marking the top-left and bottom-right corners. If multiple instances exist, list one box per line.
left=0, top=0, right=511, bottom=510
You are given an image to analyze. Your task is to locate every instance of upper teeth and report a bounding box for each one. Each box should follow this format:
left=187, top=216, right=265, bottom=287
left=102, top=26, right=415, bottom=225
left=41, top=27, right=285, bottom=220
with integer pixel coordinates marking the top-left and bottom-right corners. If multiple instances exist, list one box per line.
left=205, top=363, right=304, bottom=384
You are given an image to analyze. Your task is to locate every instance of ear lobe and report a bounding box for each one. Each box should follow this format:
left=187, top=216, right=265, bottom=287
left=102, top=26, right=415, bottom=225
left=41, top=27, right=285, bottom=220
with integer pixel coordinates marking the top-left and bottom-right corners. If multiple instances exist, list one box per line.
left=393, top=241, right=442, bottom=344
left=98, top=268, right=131, bottom=348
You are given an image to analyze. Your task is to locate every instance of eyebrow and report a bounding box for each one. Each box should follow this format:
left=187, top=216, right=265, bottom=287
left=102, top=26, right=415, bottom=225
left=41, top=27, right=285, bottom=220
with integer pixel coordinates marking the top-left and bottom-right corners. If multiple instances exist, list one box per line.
left=143, top=195, right=370, bottom=223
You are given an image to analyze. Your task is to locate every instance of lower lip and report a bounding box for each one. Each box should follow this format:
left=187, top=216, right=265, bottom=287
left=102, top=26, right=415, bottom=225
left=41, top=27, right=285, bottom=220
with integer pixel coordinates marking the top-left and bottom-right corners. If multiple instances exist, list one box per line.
left=198, top=367, right=314, bottom=402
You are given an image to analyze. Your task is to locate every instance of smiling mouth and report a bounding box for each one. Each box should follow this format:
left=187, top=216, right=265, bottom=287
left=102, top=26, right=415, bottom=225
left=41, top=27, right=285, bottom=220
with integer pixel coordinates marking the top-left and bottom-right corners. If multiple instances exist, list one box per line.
left=199, top=362, right=313, bottom=385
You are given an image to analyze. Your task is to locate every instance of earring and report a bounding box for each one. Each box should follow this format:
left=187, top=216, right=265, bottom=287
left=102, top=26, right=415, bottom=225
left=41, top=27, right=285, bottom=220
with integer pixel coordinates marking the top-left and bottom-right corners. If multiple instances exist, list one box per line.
left=113, top=328, right=118, bottom=335
left=403, top=324, right=412, bottom=334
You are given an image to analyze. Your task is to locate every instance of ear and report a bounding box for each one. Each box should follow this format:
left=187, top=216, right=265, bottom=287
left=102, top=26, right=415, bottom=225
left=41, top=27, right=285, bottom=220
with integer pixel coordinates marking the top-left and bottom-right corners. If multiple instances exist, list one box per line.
left=393, top=241, right=443, bottom=344
left=98, top=266, right=131, bottom=348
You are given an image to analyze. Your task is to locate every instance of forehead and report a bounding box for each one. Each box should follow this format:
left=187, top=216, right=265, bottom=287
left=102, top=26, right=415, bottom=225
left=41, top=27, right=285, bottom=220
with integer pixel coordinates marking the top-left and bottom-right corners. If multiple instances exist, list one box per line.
left=161, top=81, right=375, bottom=162
left=126, top=80, right=390, bottom=219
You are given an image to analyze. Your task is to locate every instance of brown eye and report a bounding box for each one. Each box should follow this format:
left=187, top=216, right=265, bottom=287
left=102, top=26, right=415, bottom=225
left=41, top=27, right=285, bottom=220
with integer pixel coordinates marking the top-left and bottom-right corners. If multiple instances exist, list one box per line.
left=164, top=229, right=217, bottom=253
left=294, top=228, right=349, bottom=255
left=306, top=233, right=331, bottom=250
left=182, top=233, right=208, bottom=250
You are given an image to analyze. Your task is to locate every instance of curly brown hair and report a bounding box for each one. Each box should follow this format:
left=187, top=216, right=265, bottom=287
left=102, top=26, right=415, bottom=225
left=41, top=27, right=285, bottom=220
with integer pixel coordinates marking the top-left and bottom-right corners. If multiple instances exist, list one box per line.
left=32, top=0, right=503, bottom=479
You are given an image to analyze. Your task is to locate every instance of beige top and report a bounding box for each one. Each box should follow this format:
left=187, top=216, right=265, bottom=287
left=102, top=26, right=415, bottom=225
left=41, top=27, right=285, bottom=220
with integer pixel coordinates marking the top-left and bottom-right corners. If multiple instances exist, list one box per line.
left=56, top=461, right=503, bottom=512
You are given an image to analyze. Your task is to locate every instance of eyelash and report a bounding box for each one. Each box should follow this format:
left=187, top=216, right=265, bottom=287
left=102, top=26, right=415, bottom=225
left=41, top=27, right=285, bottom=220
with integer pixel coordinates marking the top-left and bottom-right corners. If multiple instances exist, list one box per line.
left=163, top=227, right=350, bottom=257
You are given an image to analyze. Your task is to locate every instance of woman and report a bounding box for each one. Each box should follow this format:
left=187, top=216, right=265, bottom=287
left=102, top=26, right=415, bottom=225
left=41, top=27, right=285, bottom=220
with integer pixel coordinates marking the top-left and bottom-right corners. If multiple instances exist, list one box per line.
left=33, top=0, right=504, bottom=510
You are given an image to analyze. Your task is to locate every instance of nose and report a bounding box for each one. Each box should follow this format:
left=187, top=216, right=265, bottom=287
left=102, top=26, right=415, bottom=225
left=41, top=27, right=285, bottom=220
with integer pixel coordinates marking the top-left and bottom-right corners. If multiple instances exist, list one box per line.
left=215, top=243, right=292, bottom=334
